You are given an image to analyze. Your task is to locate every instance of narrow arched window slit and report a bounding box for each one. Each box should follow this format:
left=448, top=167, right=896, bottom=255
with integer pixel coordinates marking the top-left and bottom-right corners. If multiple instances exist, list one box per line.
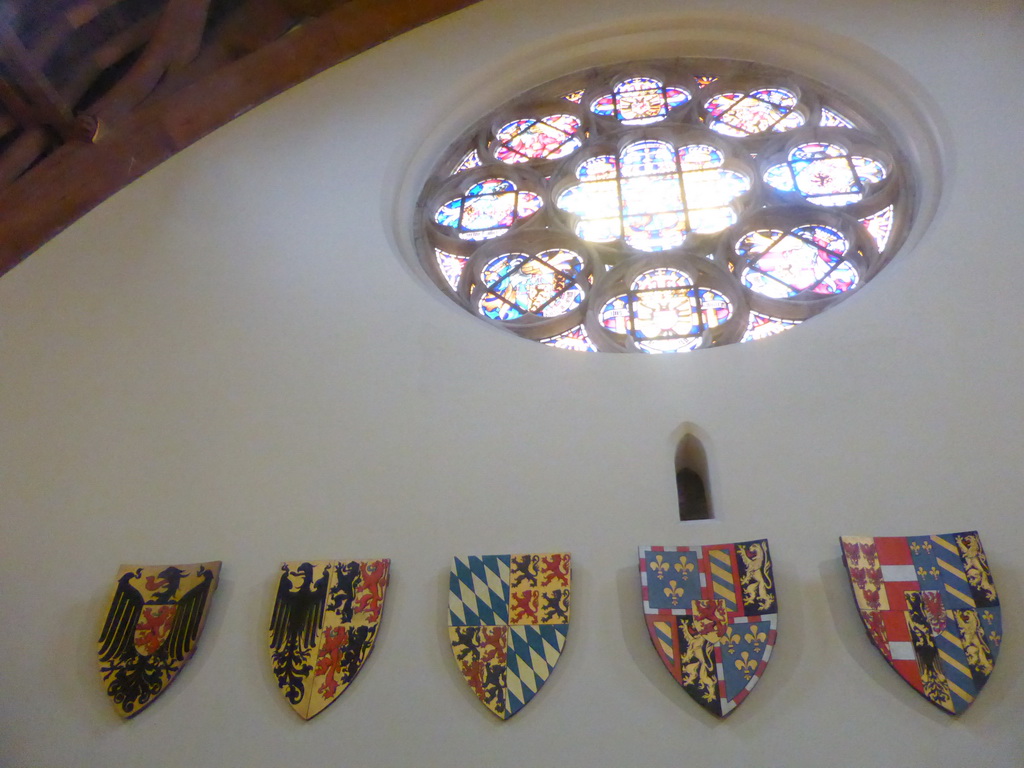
left=675, top=432, right=711, bottom=521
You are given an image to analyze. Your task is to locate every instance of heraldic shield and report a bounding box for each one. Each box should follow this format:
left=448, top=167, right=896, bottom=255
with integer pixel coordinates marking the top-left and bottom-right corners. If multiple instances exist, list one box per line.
left=97, top=561, right=221, bottom=718
left=448, top=553, right=570, bottom=719
left=269, top=559, right=390, bottom=720
left=639, top=542, right=777, bottom=717
left=840, top=532, right=1001, bottom=715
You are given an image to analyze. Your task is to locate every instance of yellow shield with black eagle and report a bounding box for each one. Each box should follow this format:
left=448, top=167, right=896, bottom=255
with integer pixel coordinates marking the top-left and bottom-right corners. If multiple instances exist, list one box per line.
left=97, top=562, right=221, bottom=718
left=639, top=541, right=777, bottom=717
left=268, top=559, right=391, bottom=719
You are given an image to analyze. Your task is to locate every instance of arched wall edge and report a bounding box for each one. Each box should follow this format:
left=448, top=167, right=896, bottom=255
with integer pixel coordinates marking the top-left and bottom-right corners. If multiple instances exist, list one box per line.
left=387, top=11, right=949, bottom=295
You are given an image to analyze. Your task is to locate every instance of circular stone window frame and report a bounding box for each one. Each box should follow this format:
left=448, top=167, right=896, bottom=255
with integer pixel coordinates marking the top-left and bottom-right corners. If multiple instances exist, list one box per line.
left=397, top=17, right=944, bottom=353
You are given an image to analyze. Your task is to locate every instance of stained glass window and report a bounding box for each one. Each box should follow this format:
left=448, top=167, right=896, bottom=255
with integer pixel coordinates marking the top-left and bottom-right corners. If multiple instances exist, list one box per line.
left=820, top=108, right=855, bottom=129
left=492, top=115, right=583, bottom=163
left=417, top=59, right=913, bottom=353
left=476, top=248, right=587, bottom=321
left=737, top=225, right=859, bottom=298
left=590, top=76, right=691, bottom=125
left=452, top=150, right=482, bottom=175
left=541, top=325, right=597, bottom=352
left=705, top=88, right=805, bottom=137
left=555, top=140, right=751, bottom=251
left=434, top=177, right=543, bottom=241
left=763, top=141, right=889, bottom=207
left=859, top=205, right=895, bottom=253
left=435, top=249, right=469, bottom=290
left=598, top=267, right=734, bottom=353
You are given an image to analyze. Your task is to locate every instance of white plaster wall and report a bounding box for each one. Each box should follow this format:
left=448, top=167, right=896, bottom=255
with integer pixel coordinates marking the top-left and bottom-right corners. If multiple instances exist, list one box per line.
left=1, top=0, right=1022, bottom=765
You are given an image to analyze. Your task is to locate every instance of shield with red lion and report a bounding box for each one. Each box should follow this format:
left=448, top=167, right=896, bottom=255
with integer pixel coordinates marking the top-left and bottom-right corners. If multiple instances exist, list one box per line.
left=448, top=553, right=570, bottom=719
left=97, top=561, right=221, bottom=718
left=639, top=541, right=777, bottom=717
left=840, top=532, right=1001, bottom=714
left=268, top=559, right=390, bottom=719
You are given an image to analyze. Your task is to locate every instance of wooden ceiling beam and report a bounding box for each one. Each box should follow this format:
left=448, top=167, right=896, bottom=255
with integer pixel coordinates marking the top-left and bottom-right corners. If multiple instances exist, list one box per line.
left=0, top=17, right=76, bottom=135
left=90, top=0, right=214, bottom=120
left=0, top=0, right=485, bottom=278
left=0, top=128, right=50, bottom=186
left=0, top=75, right=43, bottom=130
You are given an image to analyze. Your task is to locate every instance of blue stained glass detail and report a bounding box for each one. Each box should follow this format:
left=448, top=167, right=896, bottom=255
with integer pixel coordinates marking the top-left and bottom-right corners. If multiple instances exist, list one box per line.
left=436, top=178, right=543, bottom=240
left=478, top=249, right=587, bottom=321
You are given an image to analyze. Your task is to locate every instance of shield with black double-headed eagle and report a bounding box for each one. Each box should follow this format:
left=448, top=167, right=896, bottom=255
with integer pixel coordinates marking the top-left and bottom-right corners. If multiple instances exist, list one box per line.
left=448, top=553, right=570, bottom=719
left=268, top=559, right=390, bottom=719
left=639, top=541, right=777, bottom=717
left=97, top=561, right=221, bottom=718
left=840, top=532, right=1001, bottom=715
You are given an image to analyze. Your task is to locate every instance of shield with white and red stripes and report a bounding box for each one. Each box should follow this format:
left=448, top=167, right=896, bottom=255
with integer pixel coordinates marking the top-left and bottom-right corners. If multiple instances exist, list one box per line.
left=840, top=532, right=1001, bottom=714
left=638, top=541, right=777, bottom=717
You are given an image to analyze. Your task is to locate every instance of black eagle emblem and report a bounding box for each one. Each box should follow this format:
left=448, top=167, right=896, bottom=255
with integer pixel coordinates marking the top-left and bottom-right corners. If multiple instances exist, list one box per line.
left=269, top=562, right=330, bottom=705
left=97, top=562, right=220, bottom=718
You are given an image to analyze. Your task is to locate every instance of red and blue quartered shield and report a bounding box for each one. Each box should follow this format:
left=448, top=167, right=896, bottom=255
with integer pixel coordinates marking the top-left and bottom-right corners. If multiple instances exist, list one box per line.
left=639, top=542, right=777, bottom=717
left=448, top=553, right=570, bottom=719
left=840, top=532, right=1001, bottom=714
left=268, top=559, right=390, bottom=719
left=97, top=562, right=221, bottom=718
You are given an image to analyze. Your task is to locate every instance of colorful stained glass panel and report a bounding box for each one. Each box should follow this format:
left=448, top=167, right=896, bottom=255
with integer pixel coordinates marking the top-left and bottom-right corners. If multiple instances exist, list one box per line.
left=742, top=312, right=801, bottom=342
left=623, top=213, right=687, bottom=251
left=820, top=108, right=855, bottom=128
left=765, top=143, right=889, bottom=207
left=706, top=88, right=803, bottom=137
left=436, top=178, right=543, bottom=241
left=452, top=149, right=482, bottom=175
left=577, top=155, right=618, bottom=180
left=621, top=141, right=677, bottom=176
left=590, top=77, right=691, bottom=125
left=598, top=268, right=732, bottom=353
left=739, top=225, right=858, bottom=298
left=493, top=115, right=583, bottom=163
left=860, top=205, right=894, bottom=252
left=435, top=249, right=469, bottom=290
left=678, top=144, right=724, bottom=171
left=555, top=141, right=749, bottom=252
left=540, top=325, right=597, bottom=352
left=477, top=249, right=586, bottom=321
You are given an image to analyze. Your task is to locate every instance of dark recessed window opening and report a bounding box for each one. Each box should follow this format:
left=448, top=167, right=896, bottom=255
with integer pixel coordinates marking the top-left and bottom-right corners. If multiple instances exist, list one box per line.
left=676, top=432, right=711, bottom=521
left=676, top=468, right=709, bottom=521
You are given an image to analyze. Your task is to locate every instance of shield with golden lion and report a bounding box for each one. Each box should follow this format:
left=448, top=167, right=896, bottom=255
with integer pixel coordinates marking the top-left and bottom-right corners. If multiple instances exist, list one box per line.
left=639, top=541, right=777, bottom=717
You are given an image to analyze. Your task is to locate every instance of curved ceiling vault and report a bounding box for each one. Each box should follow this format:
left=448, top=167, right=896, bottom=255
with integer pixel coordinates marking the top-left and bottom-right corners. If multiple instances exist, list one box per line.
left=0, top=0, right=483, bottom=278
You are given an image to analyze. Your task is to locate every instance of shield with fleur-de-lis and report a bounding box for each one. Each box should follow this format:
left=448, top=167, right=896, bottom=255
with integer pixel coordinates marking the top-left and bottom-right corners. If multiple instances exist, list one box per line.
left=448, top=553, right=570, bottom=719
left=639, top=542, right=777, bottom=717
left=97, top=562, right=221, bottom=718
left=840, top=532, right=1001, bottom=715
left=268, top=559, right=390, bottom=720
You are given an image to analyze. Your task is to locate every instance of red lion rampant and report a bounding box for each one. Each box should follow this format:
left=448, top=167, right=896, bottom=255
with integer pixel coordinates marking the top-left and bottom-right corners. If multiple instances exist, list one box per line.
left=315, top=626, right=349, bottom=699
left=511, top=590, right=538, bottom=623
left=354, top=561, right=388, bottom=622
left=540, top=555, right=570, bottom=587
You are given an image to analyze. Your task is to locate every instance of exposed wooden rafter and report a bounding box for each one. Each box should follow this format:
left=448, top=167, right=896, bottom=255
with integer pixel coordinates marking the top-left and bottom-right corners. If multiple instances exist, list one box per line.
left=0, top=18, right=76, bottom=135
left=0, top=0, right=484, bottom=278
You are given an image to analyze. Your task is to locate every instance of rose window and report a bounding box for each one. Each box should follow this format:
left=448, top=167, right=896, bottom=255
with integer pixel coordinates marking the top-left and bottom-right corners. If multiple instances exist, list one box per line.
left=416, top=60, right=913, bottom=353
